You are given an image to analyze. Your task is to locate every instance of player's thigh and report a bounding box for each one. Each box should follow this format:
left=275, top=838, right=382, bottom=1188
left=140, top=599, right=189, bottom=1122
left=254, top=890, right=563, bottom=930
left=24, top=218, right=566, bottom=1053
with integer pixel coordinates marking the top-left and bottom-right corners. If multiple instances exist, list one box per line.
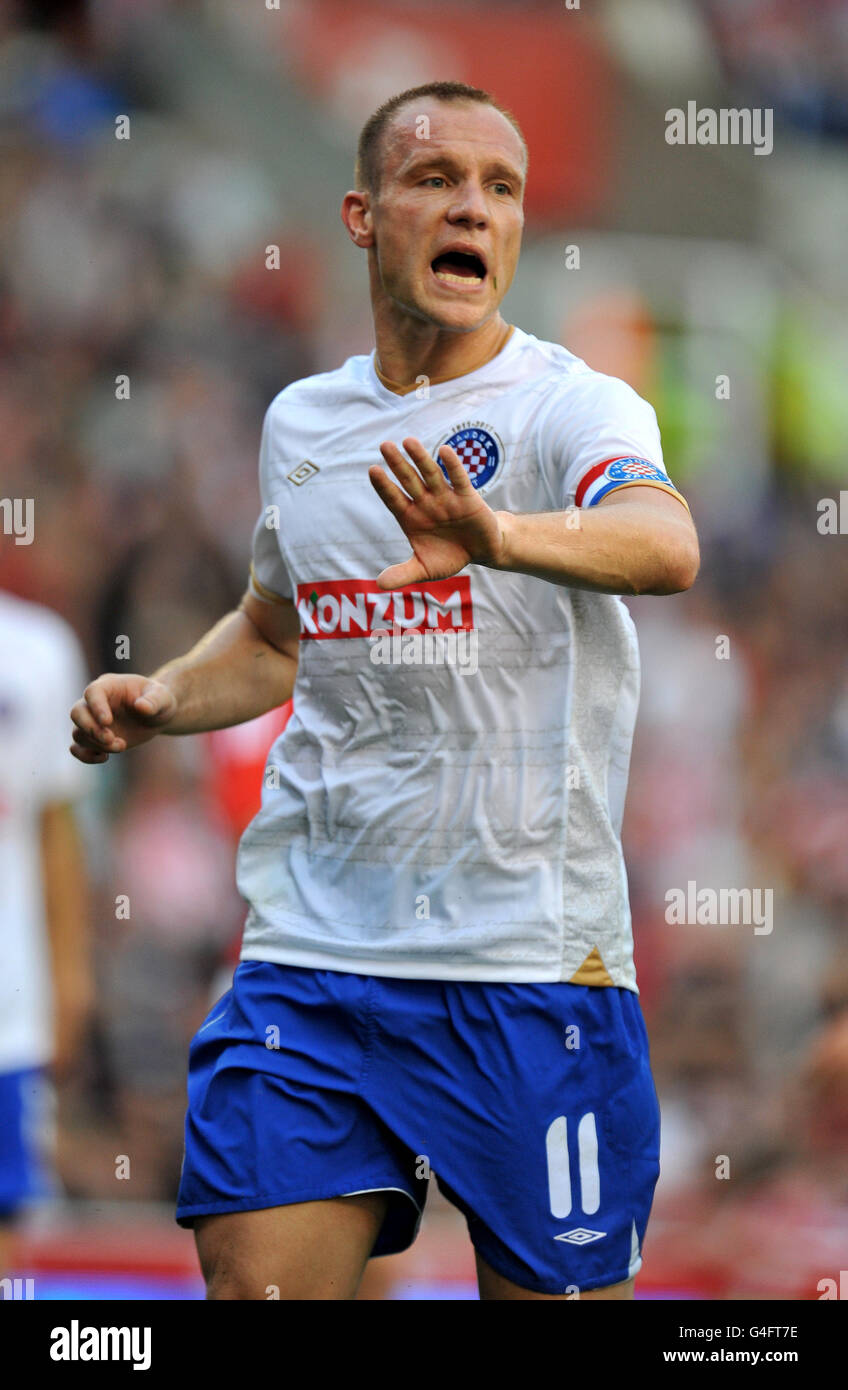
left=476, top=1254, right=634, bottom=1301
left=195, top=1191, right=389, bottom=1300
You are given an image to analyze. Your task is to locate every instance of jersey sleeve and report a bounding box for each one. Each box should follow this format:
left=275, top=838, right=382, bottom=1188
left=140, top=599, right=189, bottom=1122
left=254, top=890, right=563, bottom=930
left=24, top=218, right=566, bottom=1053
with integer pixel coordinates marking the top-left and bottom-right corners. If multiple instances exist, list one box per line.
left=248, top=403, right=293, bottom=604
left=542, top=373, right=689, bottom=513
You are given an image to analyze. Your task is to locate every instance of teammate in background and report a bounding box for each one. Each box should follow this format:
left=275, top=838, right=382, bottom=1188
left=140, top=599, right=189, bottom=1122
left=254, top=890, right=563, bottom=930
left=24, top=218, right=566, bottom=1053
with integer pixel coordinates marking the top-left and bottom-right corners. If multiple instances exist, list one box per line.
left=0, top=590, right=92, bottom=1277
left=70, top=82, right=699, bottom=1300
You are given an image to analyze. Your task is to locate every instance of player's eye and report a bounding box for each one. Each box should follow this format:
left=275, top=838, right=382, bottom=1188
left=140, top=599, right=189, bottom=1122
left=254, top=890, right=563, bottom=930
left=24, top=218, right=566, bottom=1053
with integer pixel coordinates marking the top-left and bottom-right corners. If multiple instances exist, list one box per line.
left=422, top=175, right=447, bottom=187
left=491, top=182, right=512, bottom=196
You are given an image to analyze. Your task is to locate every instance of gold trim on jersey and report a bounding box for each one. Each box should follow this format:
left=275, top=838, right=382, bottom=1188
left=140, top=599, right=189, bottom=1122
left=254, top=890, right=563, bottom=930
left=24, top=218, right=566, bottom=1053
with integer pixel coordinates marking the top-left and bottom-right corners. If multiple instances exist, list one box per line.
left=599, top=479, right=692, bottom=516
left=569, top=946, right=616, bottom=987
left=249, top=563, right=290, bottom=606
left=373, top=324, right=516, bottom=396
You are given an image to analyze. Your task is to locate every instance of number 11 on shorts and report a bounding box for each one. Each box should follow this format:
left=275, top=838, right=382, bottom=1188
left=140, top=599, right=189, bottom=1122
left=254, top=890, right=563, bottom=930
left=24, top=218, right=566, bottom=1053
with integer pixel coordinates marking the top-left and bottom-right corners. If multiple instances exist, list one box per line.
left=545, top=1113, right=600, bottom=1218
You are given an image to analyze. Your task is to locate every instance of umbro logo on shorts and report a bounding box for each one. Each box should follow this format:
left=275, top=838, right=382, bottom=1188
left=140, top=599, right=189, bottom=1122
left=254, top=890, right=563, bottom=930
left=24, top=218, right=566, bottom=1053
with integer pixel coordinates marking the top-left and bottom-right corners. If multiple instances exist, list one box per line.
left=554, top=1228, right=607, bottom=1245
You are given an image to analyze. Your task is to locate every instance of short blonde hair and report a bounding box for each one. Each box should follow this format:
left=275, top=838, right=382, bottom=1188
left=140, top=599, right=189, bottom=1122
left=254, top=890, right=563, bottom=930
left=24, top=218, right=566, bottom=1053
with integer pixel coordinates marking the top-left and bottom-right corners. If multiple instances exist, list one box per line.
left=354, top=80, right=527, bottom=193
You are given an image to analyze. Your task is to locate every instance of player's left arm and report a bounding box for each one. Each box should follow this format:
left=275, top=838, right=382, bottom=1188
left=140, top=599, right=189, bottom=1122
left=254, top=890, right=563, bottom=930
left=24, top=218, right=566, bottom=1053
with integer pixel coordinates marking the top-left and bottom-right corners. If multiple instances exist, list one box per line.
left=370, top=437, right=699, bottom=596
left=493, top=484, right=699, bottom=595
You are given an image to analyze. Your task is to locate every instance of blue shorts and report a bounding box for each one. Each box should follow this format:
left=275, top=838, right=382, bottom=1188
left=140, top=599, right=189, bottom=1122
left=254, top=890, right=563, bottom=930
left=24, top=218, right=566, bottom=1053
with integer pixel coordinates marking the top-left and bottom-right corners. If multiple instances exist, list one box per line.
left=0, top=1067, right=54, bottom=1220
left=176, top=962, right=661, bottom=1295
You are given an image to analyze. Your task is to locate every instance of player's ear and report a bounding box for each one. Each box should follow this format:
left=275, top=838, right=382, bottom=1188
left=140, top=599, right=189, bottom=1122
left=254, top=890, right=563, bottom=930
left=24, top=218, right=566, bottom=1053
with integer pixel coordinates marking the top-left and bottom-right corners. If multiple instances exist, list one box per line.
left=341, top=190, right=374, bottom=248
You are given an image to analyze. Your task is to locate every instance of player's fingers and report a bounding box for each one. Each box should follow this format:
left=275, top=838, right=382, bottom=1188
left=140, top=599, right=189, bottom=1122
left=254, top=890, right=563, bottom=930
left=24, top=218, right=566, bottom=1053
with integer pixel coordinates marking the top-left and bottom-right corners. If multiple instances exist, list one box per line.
left=71, top=724, right=124, bottom=753
left=376, top=557, right=428, bottom=590
left=83, top=679, right=116, bottom=726
left=437, top=444, right=474, bottom=493
left=132, top=680, right=175, bottom=724
left=71, top=699, right=116, bottom=744
left=69, top=748, right=107, bottom=764
left=369, top=464, right=414, bottom=520
left=378, top=442, right=425, bottom=500
left=69, top=737, right=108, bottom=764
left=402, top=437, right=446, bottom=492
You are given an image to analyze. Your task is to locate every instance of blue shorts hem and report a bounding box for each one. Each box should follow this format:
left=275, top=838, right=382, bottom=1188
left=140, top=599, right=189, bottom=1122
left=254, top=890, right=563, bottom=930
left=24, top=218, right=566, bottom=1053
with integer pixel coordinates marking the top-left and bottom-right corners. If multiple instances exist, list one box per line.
left=176, top=1180, right=423, bottom=1256
left=470, top=1230, right=640, bottom=1297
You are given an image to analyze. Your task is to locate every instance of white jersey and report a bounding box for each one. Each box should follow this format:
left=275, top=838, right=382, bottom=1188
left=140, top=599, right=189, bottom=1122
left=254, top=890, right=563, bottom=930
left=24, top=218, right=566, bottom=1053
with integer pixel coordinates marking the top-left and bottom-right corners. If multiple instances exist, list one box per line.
left=0, top=593, right=90, bottom=1071
left=238, top=326, right=687, bottom=988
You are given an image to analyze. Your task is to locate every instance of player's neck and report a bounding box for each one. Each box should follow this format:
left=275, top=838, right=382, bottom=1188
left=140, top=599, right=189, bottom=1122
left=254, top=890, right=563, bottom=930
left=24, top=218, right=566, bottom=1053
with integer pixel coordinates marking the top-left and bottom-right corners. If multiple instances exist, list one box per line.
left=372, top=315, right=514, bottom=396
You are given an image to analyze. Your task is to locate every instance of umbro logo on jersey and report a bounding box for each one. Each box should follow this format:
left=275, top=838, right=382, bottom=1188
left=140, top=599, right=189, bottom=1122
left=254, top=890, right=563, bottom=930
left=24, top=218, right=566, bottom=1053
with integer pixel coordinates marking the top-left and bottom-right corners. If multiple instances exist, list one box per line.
left=287, top=460, right=320, bottom=486
left=295, top=577, right=474, bottom=640
left=435, top=422, right=504, bottom=492
left=554, top=1228, right=607, bottom=1245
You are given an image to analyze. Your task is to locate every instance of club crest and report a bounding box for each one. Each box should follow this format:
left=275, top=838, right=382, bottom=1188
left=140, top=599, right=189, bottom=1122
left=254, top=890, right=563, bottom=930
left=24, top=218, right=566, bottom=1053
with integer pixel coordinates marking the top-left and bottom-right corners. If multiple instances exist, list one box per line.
left=435, top=423, right=504, bottom=491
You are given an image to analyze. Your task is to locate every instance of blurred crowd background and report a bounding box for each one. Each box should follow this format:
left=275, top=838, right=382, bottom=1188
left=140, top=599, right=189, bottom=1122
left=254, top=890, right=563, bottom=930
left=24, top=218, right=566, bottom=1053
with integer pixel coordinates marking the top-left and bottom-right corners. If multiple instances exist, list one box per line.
left=1, top=0, right=847, bottom=1298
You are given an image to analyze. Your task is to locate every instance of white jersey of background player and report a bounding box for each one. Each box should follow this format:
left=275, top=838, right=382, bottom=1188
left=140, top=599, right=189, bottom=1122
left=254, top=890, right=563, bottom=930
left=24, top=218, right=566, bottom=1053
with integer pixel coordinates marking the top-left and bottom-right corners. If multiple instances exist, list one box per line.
left=0, top=591, right=91, bottom=1273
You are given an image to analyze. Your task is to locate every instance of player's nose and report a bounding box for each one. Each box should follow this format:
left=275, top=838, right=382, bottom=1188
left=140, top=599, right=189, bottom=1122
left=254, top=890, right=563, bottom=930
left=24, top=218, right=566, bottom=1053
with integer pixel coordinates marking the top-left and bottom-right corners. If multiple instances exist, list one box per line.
left=446, top=179, right=489, bottom=227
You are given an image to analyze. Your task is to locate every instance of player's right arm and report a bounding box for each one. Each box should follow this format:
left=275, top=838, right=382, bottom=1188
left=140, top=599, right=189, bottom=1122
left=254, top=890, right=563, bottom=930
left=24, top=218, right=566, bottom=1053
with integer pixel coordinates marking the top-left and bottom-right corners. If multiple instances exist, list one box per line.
left=70, top=587, right=300, bottom=764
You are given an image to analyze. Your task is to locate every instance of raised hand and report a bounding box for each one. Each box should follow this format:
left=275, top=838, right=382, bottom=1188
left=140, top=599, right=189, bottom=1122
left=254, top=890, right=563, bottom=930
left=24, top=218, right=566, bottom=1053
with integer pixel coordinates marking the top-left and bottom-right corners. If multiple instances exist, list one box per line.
left=369, top=436, right=506, bottom=589
left=70, top=673, right=177, bottom=763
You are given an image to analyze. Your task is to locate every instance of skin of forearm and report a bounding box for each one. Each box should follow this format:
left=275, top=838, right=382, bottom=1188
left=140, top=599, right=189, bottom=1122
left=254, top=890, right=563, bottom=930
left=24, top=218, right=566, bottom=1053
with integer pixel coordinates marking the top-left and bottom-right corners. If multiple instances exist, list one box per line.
left=41, top=803, right=90, bottom=987
left=152, top=608, right=298, bottom=735
left=492, top=504, right=698, bottom=595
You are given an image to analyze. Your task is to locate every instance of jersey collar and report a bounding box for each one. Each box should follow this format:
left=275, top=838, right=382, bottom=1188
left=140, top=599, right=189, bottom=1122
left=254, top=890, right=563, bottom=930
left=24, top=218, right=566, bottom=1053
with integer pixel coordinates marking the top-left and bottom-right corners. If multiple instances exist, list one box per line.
left=368, top=325, right=521, bottom=405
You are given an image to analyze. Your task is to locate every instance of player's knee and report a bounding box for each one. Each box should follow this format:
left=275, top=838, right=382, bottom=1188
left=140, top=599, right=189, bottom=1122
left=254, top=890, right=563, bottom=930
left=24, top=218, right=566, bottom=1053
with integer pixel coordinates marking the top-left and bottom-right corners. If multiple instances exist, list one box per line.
left=195, top=1227, right=262, bottom=1300
left=203, top=1258, right=259, bottom=1301
left=204, top=1257, right=279, bottom=1301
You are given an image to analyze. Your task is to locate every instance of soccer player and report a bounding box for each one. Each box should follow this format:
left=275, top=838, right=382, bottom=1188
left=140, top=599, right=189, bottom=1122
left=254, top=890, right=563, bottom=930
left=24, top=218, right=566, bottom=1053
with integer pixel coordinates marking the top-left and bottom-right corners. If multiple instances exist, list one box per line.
left=1, top=589, right=92, bottom=1277
left=70, top=81, right=699, bottom=1300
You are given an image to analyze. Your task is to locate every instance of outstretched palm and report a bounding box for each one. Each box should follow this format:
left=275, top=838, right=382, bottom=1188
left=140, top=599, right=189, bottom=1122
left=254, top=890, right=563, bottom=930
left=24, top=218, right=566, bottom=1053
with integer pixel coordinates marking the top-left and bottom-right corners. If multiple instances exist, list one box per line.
left=369, top=436, right=505, bottom=589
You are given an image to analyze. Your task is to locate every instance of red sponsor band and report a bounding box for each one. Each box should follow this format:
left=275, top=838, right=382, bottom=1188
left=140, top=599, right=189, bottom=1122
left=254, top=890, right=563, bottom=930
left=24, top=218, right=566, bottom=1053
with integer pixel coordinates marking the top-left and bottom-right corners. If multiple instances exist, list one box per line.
left=296, top=576, right=474, bottom=640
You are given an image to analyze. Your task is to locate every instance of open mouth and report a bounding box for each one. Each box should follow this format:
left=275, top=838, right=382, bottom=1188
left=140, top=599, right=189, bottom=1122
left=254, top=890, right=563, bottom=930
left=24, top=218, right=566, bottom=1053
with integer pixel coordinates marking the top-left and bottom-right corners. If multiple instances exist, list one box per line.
left=431, top=250, right=487, bottom=287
